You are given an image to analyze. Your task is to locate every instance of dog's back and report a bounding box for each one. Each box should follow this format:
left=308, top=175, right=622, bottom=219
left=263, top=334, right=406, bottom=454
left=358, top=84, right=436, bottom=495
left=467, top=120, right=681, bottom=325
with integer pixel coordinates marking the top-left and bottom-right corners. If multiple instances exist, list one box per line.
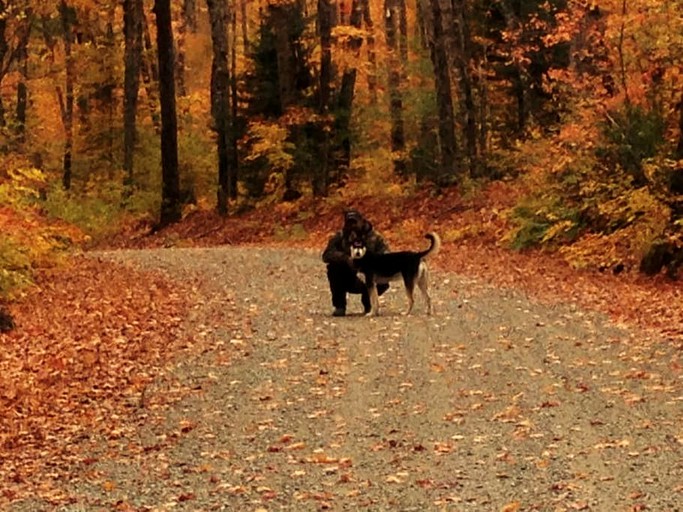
left=352, top=233, right=440, bottom=315
left=356, top=232, right=440, bottom=272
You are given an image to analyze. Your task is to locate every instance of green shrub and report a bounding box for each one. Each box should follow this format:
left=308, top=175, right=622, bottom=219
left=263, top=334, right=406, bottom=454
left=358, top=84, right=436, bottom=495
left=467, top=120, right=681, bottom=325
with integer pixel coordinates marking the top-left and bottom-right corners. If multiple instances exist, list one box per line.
left=0, top=237, right=32, bottom=299
left=600, top=104, right=665, bottom=186
left=508, top=196, right=582, bottom=250
left=43, top=183, right=123, bottom=239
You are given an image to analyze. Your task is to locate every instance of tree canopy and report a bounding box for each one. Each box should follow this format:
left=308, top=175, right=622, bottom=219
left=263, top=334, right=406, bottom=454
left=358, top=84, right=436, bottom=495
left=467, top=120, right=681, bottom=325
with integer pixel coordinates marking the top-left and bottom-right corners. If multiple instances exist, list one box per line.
left=1, top=0, right=683, bottom=282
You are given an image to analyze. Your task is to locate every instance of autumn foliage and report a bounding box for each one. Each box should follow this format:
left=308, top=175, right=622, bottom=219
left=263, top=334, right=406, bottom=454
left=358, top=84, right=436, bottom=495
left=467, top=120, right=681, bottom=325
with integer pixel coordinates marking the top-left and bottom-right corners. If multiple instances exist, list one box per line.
left=0, top=0, right=680, bottom=282
left=1, top=2, right=683, bottom=506
left=0, top=257, right=190, bottom=503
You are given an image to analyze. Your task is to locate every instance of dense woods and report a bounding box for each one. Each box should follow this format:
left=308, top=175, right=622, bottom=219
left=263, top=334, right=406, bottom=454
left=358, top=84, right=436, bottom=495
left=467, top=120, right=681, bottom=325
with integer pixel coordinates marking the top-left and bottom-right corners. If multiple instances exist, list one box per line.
left=1, top=4, right=682, bottom=506
left=2, top=0, right=683, bottom=300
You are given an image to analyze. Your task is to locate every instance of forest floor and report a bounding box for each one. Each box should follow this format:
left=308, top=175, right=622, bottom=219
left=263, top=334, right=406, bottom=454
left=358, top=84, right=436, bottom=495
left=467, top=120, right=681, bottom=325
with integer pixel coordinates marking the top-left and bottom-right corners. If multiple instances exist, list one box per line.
left=1, top=182, right=682, bottom=511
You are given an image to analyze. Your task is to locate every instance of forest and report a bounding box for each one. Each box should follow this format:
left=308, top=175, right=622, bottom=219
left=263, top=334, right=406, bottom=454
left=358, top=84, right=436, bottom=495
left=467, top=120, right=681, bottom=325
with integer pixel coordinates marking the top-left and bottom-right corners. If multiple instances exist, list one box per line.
left=2, top=0, right=683, bottom=303
left=2, top=1, right=683, bottom=508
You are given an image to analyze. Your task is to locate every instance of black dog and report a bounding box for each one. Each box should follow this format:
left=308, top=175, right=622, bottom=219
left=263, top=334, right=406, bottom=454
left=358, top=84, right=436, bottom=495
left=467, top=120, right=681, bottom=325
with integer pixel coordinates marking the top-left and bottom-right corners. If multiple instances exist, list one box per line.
left=349, top=232, right=441, bottom=316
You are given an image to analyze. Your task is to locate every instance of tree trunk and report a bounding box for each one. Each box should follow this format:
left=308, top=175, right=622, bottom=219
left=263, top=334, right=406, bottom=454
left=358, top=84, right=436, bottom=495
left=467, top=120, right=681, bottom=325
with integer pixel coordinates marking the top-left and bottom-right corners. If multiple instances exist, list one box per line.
left=206, top=0, right=232, bottom=215
left=318, top=0, right=332, bottom=113
left=240, top=0, right=249, bottom=54
left=451, top=0, right=477, bottom=173
left=496, top=0, right=529, bottom=136
left=176, top=18, right=187, bottom=97
left=425, top=0, right=456, bottom=182
left=141, top=10, right=161, bottom=133
left=153, top=0, right=181, bottom=227
left=123, top=0, right=143, bottom=194
left=676, top=100, right=683, bottom=160
left=185, top=0, right=197, bottom=31
left=176, top=0, right=197, bottom=97
left=384, top=0, right=406, bottom=175
left=230, top=8, right=239, bottom=199
left=0, top=0, right=8, bottom=128
left=314, top=0, right=334, bottom=196
left=15, top=7, right=31, bottom=144
left=336, top=0, right=363, bottom=171
left=398, top=0, right=408, bottom=63
left=176, top=0, right=196, bottom=97
left=104, top=8, right=116, bottom=176
left=59, top=0, right=74, bottom=190
left=359, top=0, right=377, bottom=103
left=272, top=4, right=296, bottom=112
left=0, top=306, right=14, bottom=333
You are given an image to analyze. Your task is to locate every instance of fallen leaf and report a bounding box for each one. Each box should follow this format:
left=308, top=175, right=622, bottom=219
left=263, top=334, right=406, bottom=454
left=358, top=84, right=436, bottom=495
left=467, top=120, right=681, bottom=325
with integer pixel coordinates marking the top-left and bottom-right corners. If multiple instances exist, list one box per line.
left=501, top=501, right=521, bottom=512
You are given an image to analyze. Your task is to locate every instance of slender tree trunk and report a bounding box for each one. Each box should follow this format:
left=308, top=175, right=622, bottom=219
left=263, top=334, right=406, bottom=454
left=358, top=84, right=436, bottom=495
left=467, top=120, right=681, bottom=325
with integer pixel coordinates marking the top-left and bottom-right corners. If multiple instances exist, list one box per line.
left=384, top=0, right=406, bottom=175
left=123, top=0, right=143, bottom=195
left=176, top=12, right=187, bottom=97
left=398, top=0, right=408, bottom=63
left=314, top=0, right=334, bottom=196
left=240, top=0, right=249, bottom=54
left=415, top=0, right=427, bottom=49
left=59, top=0, right=75, bottom=190
left=451, top=0, right=476, bottom=172
left=153, top=0, right=181, bottom=227
left=272, top=4, right=295, bottom=112
left=496, top=0, right=528, bottom=136
left=185, top=0, right=197, bottom=31
left=676, top=96, right=683, bottom=160
left=617, top=0, right=629, bottom=105
left=318, top=0, right=332, bottom=113
left=176, top=0, right=197, bottom=97
left=359, top=0, right=377, bottom=103
left=104, top=8, right=116, bottom=175
left=478, top=54, right=490, bottom=158
left=230, top=8, right=239, bottom=199
left=206, top=0, right=232, bottom=215
left=141, top=10, right=161, bottom=133
left=426, top=0, right=456, bottom=182
left=336, top=0, right=362, bottom=171
left=0, top=0, right=8, bottom=128
left=15, top=7, right=31, bottom=144
left=15, top=57, right=27, bottom=142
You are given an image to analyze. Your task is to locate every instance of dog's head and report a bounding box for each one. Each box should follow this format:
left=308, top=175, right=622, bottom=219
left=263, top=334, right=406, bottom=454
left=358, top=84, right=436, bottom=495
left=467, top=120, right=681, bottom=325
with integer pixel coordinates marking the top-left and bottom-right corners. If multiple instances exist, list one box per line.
left=342, top=209, right=372, bottom=238
left=348, top=230, right=368, bottom=260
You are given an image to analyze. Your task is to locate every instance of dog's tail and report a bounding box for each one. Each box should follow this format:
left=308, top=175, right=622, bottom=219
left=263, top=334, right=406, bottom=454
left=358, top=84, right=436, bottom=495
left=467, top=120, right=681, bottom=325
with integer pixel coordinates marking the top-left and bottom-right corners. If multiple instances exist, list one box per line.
left=419, top=232, right=441, bottom=259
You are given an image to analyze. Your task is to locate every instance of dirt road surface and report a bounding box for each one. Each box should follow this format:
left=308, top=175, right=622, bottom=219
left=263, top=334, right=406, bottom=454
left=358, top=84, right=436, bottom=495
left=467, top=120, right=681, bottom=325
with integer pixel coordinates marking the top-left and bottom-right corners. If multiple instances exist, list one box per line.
left=13, top=246, right=683, bottom=511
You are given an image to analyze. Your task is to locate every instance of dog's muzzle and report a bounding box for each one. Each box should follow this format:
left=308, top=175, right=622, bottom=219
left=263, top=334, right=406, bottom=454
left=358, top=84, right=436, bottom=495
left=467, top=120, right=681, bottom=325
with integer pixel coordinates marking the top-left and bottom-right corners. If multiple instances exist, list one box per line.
left=350, top=245, right=367, bottom=259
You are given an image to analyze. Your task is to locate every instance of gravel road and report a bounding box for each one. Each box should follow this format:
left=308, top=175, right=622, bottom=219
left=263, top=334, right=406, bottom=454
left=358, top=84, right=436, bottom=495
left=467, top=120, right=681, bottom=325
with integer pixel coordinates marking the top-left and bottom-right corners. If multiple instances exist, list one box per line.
left=16, top=246, right=683, bottom=511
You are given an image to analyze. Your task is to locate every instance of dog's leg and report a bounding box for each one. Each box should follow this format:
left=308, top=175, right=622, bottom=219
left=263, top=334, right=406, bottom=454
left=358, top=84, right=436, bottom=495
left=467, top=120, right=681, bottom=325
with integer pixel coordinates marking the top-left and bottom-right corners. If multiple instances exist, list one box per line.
left=403, top=276, right=415, bottom=315
left=417, top=263, right=432, bottom=315
left=366, top=278, right=380, bottom=316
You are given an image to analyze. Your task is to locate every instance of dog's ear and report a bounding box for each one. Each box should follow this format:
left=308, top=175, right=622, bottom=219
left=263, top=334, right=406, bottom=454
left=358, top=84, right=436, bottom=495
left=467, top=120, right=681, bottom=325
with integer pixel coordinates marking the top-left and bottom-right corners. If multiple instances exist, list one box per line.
left=361, top=219, right=373, bottom=234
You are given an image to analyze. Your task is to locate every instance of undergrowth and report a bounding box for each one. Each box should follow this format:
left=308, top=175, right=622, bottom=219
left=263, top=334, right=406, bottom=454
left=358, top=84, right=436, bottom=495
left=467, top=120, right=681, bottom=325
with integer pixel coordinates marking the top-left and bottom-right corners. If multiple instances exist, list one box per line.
left=503, top=109, right=678, bottom=273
